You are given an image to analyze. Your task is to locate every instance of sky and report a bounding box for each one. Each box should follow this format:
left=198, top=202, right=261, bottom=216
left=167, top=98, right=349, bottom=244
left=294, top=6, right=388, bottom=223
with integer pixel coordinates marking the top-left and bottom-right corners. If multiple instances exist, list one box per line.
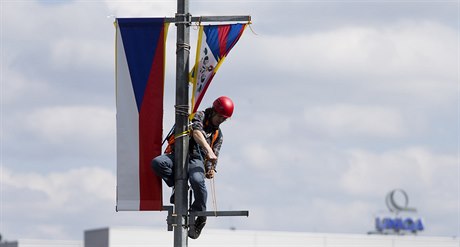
left=1, top=0, right=459, bottom=241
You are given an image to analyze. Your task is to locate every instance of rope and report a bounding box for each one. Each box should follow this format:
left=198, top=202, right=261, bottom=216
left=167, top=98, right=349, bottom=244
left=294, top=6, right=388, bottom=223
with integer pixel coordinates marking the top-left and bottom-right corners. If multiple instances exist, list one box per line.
left=196, top=139, right=218, bottom=216
left=210, top=177, right=218, bottom=217
left=248, top=22, right=258, bottom=36
left=175, top=130, right=190, bottom=139
left=193, top=123, right=219, bottom=216
left=174, top=130, right=190, bottom=139
left=175, top=104, right=189, bottom=117
left=177, top=42, right=191, bottom=52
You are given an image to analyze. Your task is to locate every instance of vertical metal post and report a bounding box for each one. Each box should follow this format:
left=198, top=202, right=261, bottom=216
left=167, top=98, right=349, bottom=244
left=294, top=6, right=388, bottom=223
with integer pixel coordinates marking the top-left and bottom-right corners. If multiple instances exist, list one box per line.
left=174, top=0, right=190, bottom=246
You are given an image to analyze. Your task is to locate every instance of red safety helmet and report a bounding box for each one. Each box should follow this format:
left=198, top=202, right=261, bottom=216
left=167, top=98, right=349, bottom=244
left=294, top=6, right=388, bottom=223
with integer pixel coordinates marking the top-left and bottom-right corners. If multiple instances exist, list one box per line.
left=213, top=96, right=234, bottom=118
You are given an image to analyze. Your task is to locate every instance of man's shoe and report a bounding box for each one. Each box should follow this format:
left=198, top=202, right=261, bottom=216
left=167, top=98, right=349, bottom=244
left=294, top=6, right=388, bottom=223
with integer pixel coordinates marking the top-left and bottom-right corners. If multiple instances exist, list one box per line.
left=188, top=216, right=207, bottom=239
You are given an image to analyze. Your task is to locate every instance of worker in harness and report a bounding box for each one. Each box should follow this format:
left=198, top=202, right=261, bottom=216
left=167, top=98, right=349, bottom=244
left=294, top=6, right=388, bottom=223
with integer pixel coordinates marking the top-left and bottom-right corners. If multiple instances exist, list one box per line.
left=151, top=96, right=234, bottom=239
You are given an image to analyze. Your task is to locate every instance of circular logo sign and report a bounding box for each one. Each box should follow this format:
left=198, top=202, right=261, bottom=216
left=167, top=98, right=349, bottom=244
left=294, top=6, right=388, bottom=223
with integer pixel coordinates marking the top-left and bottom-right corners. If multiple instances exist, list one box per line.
left=385, top=189, right=416, bottom=214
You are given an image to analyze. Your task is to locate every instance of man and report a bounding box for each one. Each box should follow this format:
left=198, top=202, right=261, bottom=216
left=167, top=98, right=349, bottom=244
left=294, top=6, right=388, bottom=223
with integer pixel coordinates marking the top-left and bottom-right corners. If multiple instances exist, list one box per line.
left=151, top=96, right=234, bottom=239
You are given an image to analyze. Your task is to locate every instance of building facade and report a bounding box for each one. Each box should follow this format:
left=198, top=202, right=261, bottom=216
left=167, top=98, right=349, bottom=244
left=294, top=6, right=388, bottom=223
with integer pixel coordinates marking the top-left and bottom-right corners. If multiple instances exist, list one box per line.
left=2, top=227, right=459, bottom=247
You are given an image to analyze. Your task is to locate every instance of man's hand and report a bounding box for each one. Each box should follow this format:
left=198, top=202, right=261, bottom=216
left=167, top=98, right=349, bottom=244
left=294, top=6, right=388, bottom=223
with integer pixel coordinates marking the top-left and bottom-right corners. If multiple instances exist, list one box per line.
left=205, top=169, right=215, bottom=179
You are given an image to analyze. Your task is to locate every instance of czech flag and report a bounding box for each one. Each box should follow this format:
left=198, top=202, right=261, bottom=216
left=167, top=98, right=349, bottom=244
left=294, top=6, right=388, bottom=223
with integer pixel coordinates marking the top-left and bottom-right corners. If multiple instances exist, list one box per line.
left=190, top=23, right=247, bottom=114
left=115, top=18, right=168, bottom=211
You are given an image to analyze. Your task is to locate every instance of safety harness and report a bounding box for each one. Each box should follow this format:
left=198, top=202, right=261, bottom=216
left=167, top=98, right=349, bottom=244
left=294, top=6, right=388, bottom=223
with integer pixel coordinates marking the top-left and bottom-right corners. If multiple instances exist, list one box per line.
left=164, top=121, right=220, bottom=155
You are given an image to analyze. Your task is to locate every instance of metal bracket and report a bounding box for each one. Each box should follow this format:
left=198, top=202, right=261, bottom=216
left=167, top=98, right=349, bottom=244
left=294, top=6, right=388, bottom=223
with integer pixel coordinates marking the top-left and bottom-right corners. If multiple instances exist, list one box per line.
left=165, top=15, right=251, bottom=24
left=163, top=205, right=175, bottom=231
left=164, top=205, right=249, bottom=232
left=174, top=13, right=192, bottom=26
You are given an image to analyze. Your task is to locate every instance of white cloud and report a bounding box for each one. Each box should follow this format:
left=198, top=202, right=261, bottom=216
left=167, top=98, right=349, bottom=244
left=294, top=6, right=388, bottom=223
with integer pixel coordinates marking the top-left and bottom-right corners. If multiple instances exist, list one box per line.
left=2, top=0, right=458, bottom=240
left=241, top=143, right=272, bottom=169
left=248, top=21, right=456, bottom=79
left=308, top=198, right=376, bottom=233
left=303, top=104, right=405, bottom=138
left=1, top=67, right=51, bottom=104
left=227, top=146, right=458, bottom=234
left=336, top=147, right=459, bottom=235
left=51, top=38, right=113, bottom=71
left=339, top=147, right=457, bottom=197
left=24, top=106, right=115, bottom=145
left=104, top=0, right=175, bottom=17
left=3, top=1, right=109, bottom=42
left=237, top=21, right=457, bottom=106
left=2, top=166, right=115, bottom=210
left=1, top=166, right=118, bottom=239
left=34, top=224, right=68, bottom=239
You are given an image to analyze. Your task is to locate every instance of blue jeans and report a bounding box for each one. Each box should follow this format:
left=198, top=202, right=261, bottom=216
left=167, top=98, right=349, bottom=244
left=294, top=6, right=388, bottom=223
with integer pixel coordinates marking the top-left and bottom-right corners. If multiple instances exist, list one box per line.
left=151, top=154, right=207, bottom=212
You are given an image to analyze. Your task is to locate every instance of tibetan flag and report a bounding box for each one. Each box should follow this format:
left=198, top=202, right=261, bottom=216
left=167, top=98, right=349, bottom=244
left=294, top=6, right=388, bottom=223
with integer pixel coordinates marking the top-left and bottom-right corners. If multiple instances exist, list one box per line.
left=115, top=18, right=168, bottom=211
left=190, top=23, right=247, bottom=114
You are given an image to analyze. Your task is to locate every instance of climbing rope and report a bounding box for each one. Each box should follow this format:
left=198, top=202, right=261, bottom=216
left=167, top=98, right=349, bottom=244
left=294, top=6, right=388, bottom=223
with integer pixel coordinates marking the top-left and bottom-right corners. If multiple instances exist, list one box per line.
left=193, top=123, right=219, bottom=216
left=210, top=175, right=218, bottom=217
left=247, top=21, right=258, bottom=36
left=175, top=104, right=189, bottom=117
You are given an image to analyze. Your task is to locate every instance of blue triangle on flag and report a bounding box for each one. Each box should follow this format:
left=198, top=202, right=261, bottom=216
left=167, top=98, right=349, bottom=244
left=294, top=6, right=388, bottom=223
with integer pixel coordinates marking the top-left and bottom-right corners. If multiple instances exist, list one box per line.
left=118, top=18, right=164, bottom=112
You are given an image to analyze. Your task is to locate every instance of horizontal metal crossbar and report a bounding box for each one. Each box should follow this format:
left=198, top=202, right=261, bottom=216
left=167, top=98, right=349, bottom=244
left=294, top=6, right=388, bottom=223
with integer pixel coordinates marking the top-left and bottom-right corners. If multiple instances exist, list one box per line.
left=165, top=15, right=251, bottom=23
left=189, top=210, right=249, bottom=228
left=190, top=210, right=249, bottom=218
left=163, top=207, right=249, bottom=231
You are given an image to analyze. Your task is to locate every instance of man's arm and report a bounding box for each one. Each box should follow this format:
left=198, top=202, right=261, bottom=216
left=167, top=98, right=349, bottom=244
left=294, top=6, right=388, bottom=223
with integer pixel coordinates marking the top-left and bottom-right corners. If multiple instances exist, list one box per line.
left=192, top=129, right=216, bottom=178
left=192, top=129, right=217, bottom=162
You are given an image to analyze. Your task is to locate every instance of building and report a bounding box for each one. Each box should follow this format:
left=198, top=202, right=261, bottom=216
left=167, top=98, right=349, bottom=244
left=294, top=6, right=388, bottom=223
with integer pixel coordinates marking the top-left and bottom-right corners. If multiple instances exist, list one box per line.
left=84, top=227, right=459, bottom=247
left=2, top=227, right=458, bottom=247
left=0, top=239, right=82, bottom=247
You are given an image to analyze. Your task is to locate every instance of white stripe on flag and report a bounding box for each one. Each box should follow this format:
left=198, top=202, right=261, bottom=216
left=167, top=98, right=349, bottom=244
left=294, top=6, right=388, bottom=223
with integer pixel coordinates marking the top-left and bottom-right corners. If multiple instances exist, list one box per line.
left=116, top=26, right=141, bottom=211
left=192, top=30, right=218, bottom=112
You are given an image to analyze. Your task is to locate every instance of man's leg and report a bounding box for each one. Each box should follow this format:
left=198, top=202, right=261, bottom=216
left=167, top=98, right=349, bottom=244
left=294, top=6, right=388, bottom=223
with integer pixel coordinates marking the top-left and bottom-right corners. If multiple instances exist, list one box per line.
left=188, top=158, right=207, bottom=212
left=151, top=154, right=175, bottom=187
left=188, top=157, right=207, bottom=239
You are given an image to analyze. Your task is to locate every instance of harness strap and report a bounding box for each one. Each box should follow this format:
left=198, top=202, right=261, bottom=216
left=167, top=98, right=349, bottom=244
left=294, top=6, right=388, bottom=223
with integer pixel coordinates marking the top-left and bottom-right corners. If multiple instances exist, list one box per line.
left=210, top=129, right=219, bottom=150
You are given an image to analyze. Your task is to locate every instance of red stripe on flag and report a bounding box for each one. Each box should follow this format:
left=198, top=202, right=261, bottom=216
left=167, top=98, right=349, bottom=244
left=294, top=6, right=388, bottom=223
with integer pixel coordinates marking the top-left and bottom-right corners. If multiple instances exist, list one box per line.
left=138, top=26, right=165, bottom=211
left=225, top=25, right=246, bottom=57
left=193, top=72, right=216, bottom=113
left=217, top=25, right=230, bottom=59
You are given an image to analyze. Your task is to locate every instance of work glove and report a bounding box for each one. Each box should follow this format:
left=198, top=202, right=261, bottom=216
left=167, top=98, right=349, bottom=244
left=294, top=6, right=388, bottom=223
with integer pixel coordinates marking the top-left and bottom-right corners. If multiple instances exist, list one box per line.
left=205, top=161, right=216, bottom=179
left=205, top=169, right=215, bottom=179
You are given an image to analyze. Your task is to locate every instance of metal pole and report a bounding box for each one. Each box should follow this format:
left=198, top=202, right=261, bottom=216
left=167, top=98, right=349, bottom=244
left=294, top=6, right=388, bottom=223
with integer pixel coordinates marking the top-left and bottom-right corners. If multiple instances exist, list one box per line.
left=174, top=0, right=190, bottom=246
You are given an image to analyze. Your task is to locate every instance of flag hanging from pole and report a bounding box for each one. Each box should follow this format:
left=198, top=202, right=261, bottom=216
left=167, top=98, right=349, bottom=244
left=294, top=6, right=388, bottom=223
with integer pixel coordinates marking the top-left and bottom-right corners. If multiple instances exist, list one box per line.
left=115, top=18, right=168, bottom=211
left=190, top=23, right=247, bottom=114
